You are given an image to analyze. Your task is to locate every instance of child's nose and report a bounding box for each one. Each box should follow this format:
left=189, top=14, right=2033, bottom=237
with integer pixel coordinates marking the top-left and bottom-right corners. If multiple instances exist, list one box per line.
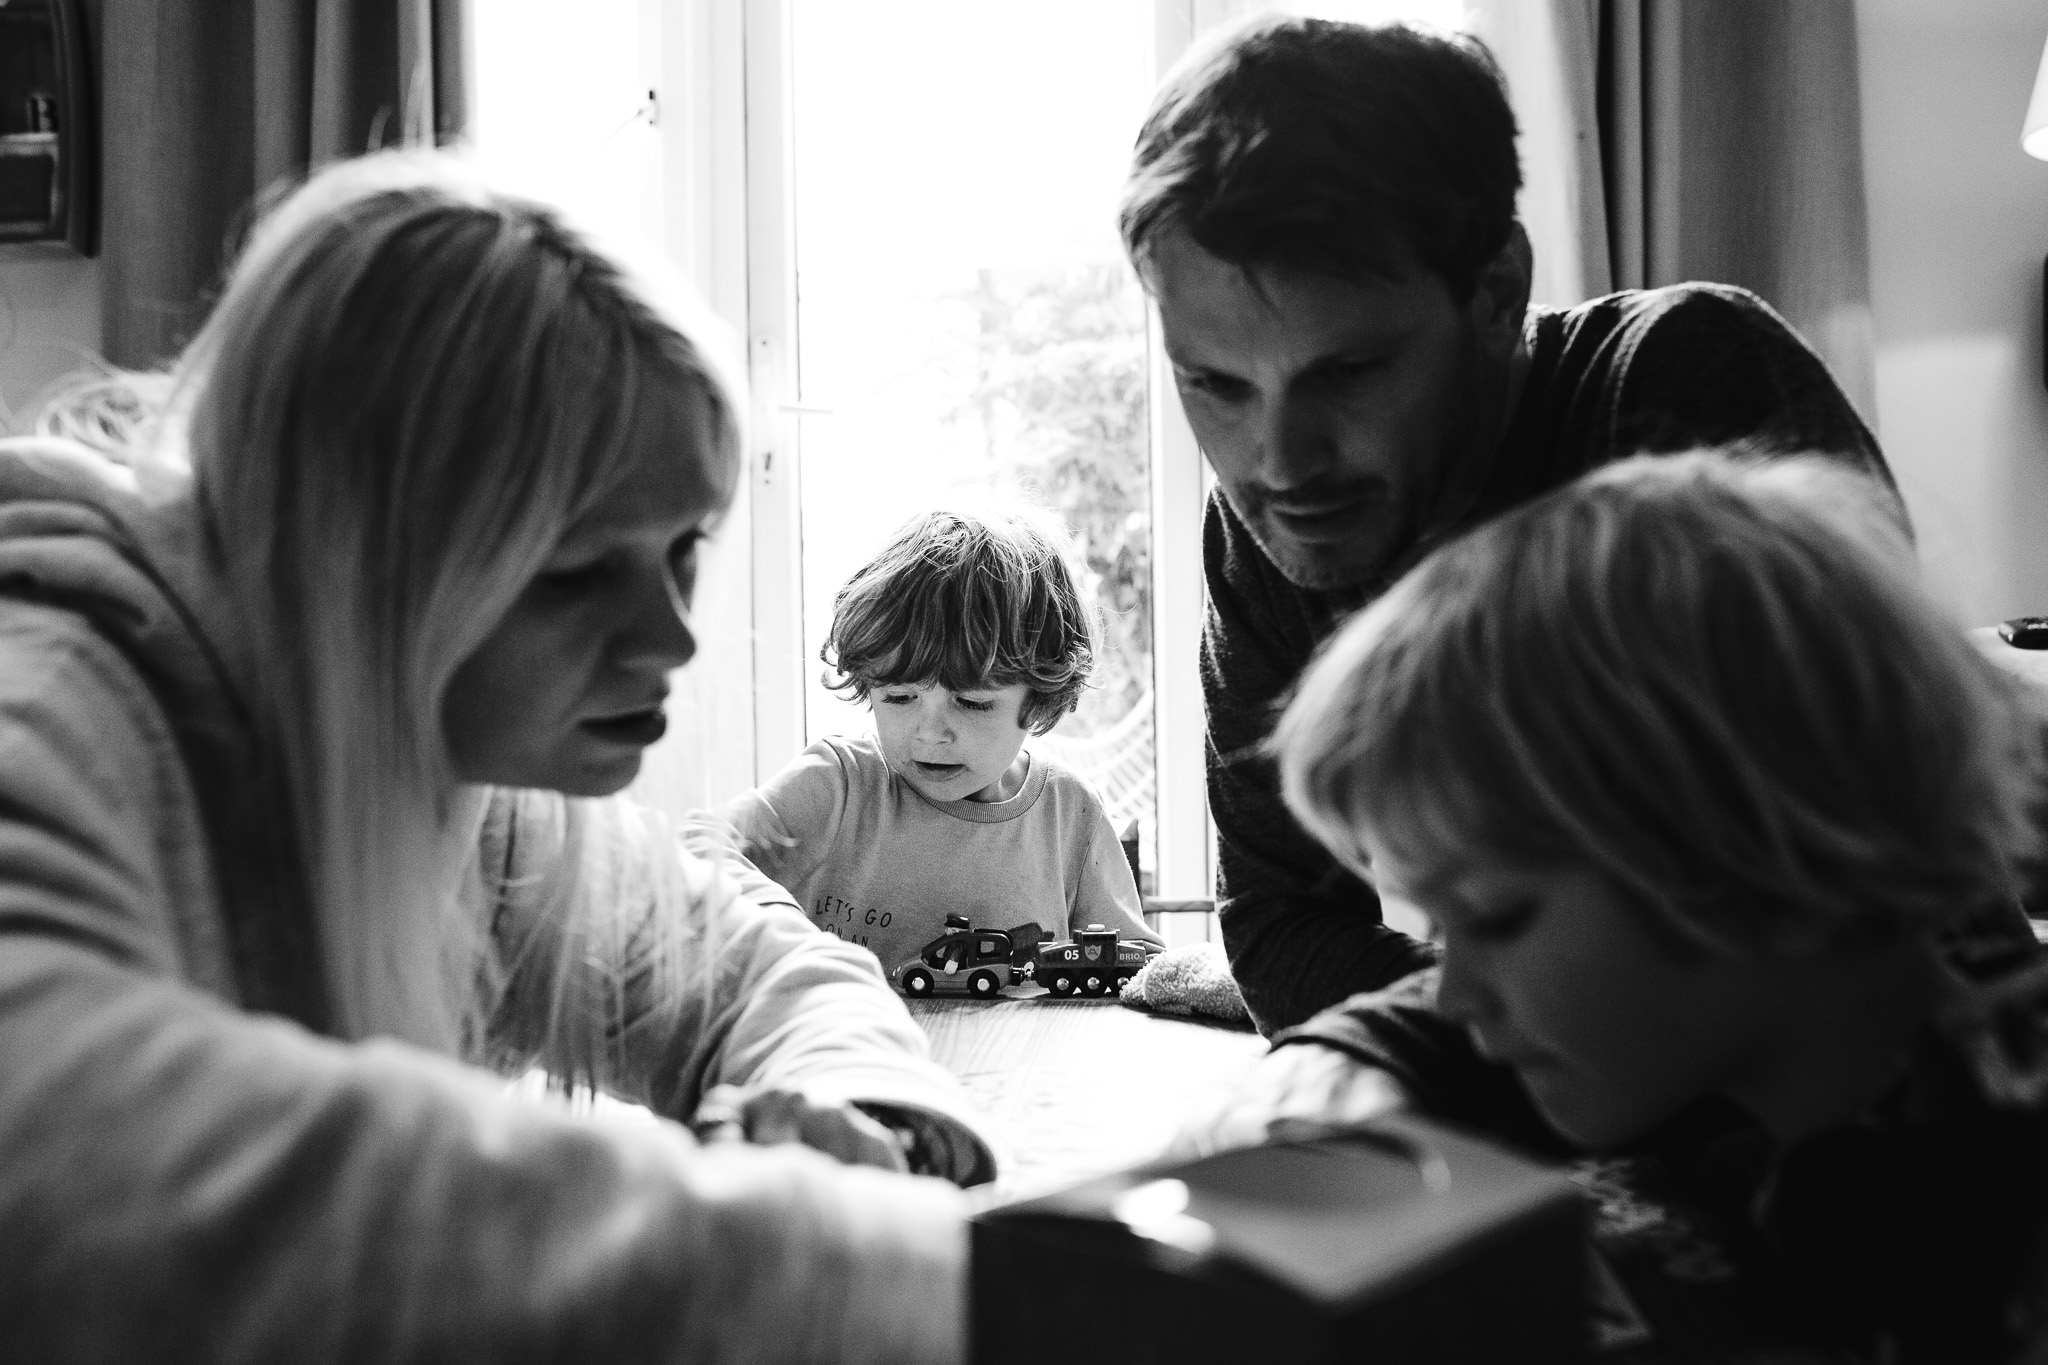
left=914, top=703, right=952, bottom=744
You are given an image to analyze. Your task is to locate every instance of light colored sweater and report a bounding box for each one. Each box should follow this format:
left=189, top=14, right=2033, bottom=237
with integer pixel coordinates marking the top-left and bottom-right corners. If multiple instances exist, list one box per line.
left=0, top=436, right=991, bottom=1365
left=725, top=733, right=1159, bottom=975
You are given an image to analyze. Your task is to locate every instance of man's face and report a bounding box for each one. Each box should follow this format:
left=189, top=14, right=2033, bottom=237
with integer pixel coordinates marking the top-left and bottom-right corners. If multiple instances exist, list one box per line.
left=1146, top=230, right=1514, bottom=592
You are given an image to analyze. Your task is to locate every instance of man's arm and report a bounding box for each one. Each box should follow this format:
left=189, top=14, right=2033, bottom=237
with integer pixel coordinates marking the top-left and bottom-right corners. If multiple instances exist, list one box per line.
left=1201, top=495, right=1438, bottom=1035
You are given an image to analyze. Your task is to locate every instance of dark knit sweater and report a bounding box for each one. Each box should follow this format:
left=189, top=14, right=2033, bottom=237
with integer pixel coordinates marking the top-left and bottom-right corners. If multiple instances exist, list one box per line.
left=1204, top=283, right=1895, bottom=1034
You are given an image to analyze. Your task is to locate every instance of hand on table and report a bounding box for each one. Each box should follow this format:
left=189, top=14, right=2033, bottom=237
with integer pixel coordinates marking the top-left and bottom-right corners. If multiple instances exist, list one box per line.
left=692, top=1085, right=910, bottom=1173
left=1166, top=1041, right=1409, bottom=1160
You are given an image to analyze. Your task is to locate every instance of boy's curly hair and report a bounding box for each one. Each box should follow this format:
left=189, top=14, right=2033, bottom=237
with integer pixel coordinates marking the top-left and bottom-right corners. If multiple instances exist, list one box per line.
left=823, top=508, right=1098, bottom=736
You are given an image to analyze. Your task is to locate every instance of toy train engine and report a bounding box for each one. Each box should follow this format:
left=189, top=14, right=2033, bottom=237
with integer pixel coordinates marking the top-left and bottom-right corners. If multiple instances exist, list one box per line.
left=1032, top=924, right=1154, bottom=998
left=898, top=915, right=1048, bottom=999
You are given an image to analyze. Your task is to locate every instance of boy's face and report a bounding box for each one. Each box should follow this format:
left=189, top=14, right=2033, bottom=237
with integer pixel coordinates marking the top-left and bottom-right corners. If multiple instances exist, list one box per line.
left=871, top=681, right=1033, bottom=804
left=1368, top=842, right=1786, bottom=1150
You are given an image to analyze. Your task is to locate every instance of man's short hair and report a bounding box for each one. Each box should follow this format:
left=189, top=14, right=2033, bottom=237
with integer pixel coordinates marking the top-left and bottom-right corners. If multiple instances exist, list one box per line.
left=823, top=508, right=1097, bottom=735
left=1120, top=15, right=1521, bottom=299
left=1273, top=450, right=2042, bottom=959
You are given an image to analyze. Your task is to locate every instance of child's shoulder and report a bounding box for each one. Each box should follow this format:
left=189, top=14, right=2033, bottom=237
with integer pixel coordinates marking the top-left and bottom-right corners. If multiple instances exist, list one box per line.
left=1024, top=749, right=1113, bottom=813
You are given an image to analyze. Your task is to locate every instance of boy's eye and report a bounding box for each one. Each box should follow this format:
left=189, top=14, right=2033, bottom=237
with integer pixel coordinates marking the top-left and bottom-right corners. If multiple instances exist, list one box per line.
left=954, top=696, right=996, bottom=713
left=1456, top=897, right=1540, bottom=944
left=879, top=691, right=917, bottom=706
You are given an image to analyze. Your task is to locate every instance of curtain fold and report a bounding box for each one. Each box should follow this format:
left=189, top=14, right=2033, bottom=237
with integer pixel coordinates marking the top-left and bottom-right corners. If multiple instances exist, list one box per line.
left=1469, top=0, right=1875, bottom=419
left=1598, top=0, right=1876, bottom=418
left=98, top=0, right=466, bottom=369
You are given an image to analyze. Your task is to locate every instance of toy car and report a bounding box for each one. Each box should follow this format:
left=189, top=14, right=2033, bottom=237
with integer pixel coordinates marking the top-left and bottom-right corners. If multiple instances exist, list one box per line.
left=1031, top=924, right=1156, bottom=997
left=897, top=915, right=1047, bottom=998
left=896, top=915, right=1157, bottom=999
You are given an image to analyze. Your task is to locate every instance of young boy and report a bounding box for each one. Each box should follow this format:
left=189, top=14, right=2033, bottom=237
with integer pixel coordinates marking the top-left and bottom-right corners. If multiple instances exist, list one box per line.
left=726, top=509, right=1161, bottom=983
left=1188, top=451, right=2048, bottom=1361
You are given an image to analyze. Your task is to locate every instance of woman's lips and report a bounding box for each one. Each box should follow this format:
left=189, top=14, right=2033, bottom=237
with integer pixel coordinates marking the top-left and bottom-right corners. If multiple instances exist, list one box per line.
left=582, top=709, right=667, bottom=746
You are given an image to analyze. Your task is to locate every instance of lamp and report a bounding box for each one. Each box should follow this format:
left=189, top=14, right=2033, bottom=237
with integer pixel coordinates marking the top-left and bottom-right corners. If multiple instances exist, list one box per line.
left=2026, top=33, right=2048, bottom=160
left=2027, top=34, right=2048, bottom=388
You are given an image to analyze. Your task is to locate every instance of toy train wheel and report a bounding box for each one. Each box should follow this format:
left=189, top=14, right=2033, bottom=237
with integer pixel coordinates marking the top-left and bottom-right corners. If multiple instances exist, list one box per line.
left=968, top=969, right=1000, bottom=998
left=1112, top=973, right=1132, bottom=995
left=1046, top=972, right=1076, bottom=997
left=1081, top=973, right=1108, bottom=997
left=901, top=966, right=935, bottom=997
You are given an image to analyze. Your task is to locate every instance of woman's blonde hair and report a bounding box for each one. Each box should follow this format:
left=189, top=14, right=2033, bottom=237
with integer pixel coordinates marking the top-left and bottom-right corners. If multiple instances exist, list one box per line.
left=84, top=152, right=743, bottom=1050
left=1275, top=451, right=2042, bottom=958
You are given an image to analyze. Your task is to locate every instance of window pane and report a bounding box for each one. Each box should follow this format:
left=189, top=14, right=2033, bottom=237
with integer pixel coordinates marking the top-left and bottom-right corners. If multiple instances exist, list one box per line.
left=789, top=0, right=1159, bottom=878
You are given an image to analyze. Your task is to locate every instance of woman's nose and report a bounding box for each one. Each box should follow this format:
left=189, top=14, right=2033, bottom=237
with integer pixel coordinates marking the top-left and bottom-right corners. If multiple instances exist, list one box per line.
left=616, top=563, right=696, bottom=672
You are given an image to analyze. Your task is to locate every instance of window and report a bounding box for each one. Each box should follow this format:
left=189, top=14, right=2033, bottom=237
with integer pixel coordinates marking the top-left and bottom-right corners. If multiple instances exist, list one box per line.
left=473, top=0, right=1467, bottom=937
left=781, top=0, right=1163, bottom=875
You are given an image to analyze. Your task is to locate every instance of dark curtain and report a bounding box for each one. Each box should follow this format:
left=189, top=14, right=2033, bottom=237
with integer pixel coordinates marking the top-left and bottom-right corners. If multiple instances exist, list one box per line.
left=94, top=0, right=466, bottom=368
left=1599, top=0, right=1875, bottom=417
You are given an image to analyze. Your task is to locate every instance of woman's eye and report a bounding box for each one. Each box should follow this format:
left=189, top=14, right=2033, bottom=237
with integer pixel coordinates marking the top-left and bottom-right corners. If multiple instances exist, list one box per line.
left=536, top=558, right=611, bottom=592
left=669, top=534, right=703, bottom=598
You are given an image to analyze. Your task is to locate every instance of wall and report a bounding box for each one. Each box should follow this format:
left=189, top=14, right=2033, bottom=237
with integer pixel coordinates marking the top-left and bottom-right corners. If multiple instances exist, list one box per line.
left=1859, top=0, right=2048, bottom=623
left=0, top=248, right=98, bottom=432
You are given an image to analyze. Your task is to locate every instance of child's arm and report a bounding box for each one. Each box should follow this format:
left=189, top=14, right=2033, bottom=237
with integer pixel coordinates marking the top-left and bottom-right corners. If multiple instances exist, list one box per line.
left=482, top=788, right=998, bottom=1187
left=719, top=737, right=854, bottom=895
left=1064, top=787, right=1165, bottom=949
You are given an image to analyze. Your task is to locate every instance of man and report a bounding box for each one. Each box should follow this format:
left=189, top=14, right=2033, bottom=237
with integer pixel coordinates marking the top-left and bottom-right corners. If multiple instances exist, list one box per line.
left=1119, top=16, right=1892, bottom=1034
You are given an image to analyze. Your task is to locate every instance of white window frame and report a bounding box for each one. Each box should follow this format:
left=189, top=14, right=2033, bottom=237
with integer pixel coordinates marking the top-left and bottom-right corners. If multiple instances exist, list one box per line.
left=648, top=0, right=1216, bottom=906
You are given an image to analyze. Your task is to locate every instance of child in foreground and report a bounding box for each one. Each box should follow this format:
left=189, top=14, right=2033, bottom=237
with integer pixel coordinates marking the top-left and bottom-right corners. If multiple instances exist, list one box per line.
left=1197, top=452, right=2048, bottom=1362
left=727, top=509, right=1160, bottom=980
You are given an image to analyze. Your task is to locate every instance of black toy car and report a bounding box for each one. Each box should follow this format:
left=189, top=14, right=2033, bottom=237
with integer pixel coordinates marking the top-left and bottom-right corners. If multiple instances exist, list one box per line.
left=1031, top=925, right=1155, bottom=997
left=896, top=914, right=1156, bottom=999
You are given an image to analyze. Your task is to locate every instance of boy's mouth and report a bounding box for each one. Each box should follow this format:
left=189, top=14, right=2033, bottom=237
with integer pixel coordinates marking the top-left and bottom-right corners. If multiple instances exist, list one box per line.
left=913, top=760, right=967, bottom=780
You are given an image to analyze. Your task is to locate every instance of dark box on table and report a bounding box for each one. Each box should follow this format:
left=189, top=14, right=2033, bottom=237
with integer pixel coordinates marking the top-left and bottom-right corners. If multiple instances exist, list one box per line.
left=970, top=1112, right=1586, bottom=1364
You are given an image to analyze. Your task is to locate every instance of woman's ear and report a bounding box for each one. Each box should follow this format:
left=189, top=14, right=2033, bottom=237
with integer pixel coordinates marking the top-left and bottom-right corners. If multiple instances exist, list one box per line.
left=1468, top=222, right=1533, bottom=357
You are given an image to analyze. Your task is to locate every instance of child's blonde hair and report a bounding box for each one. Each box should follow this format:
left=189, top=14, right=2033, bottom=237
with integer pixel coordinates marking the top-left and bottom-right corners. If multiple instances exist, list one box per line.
left=1275, top=451, right=2041, bottom=958
left=823, top=506, right=1098, bottom=735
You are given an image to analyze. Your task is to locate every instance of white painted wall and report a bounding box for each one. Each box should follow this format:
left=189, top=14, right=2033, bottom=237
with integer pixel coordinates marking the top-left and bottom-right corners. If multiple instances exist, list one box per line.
left=0, top=248, right=98, bottom=432
left=1859, top=0, right=2048, bottom=624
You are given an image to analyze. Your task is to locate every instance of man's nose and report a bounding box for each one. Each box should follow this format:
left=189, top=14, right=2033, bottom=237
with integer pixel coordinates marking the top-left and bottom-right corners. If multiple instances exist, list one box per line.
left=1255, top=392, right=1336, bottom=491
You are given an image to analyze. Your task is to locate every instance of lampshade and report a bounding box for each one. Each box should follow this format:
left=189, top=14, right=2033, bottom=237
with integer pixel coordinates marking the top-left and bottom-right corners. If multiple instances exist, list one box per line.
left=2026, top=33, right=2048, bottom=159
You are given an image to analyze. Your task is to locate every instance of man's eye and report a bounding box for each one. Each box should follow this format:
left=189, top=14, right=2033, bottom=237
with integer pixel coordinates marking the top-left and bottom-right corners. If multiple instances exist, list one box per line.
left=1179, top=370, right=1249, bottom=401
left=1323, top=355, right=1386, bottom=382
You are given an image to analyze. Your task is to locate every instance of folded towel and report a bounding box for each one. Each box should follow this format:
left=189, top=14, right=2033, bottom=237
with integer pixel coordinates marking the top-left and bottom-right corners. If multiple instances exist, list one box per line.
left=1119, top=941, right=1253, bottom=1028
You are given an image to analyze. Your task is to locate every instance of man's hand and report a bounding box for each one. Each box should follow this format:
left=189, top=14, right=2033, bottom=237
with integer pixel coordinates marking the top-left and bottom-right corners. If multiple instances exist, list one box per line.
left=1167, top=1042, right=1409, bottom=1160
left=691, top=1085, right=911, bottom=1173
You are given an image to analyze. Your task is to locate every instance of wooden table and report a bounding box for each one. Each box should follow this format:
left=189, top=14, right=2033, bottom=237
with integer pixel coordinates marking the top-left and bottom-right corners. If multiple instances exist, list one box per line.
left=907, top=991, right=1270, bottom=1201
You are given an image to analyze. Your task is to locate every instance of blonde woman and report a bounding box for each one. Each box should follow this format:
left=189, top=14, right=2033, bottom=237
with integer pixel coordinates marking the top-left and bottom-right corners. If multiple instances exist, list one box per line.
left=1199, top=452, right=2048, bottom=1360
left=0, top=153, right=989, bottom=1364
